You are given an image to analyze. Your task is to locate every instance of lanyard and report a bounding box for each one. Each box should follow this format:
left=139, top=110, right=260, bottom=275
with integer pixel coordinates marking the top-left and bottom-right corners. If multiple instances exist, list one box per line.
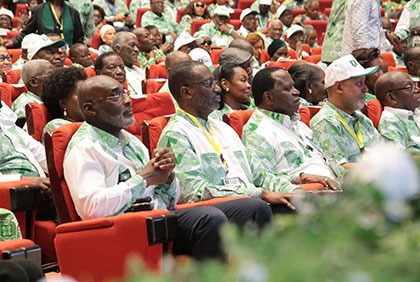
left=104, top=0, right=115, bottom=15
left=179, top=109, right=229, bottom=171
left=50, top=3, right=64, bottom=39
left=334, top=111, right=365, bottom=152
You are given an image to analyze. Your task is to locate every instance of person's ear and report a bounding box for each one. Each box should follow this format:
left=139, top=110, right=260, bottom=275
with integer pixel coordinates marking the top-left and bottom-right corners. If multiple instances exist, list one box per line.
left=263, top=90, right=273, bottom=104
left=336, top=81, right=343, bottom=92
left=29, top=77, right=39, bottom=88
left=180, top=85, right=192, bottom=100
left=82, top=102, right=96, bottom=117
left=386, top=91, right=398, bottom=106
left=220, top=78, right=229, bottom=91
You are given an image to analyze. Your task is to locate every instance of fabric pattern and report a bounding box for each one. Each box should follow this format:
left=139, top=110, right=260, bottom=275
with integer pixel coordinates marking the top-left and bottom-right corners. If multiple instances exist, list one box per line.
left=293, top=13, right=328, bottom=25
left=378, top=107, right=420, bottom=154
left=11, top=91, right=41, bottom=119
left=137, top=50, right=165, bottom=68
left=125, top=65, right=146, bottom=97
left=310, top=101, right=383, bottom=164
left=42, top=118, right=71, bottom=144
left=93, top=0, right=130, bottom=22
left=141, top=10, right=178, bottom=43
left=194, top=21, right=235, bottom=47
left=394, top=0, right=420, bottom=47
left=0, top=208, right=22, bottom=241
left=67, top=0, right=95, bottom=38
left=64, top=122, right=179, bottom=219
left=157, top=111, right=264, bottom=203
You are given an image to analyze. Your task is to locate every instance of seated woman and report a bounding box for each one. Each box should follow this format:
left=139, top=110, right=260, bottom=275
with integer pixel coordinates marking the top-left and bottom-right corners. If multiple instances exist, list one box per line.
left=210, top=64, right=251, bottom=120
left=41, top=67, right=86, bottom=143
left=179, top=0, right=211, bottom=34
left=246, top=32, right=265, bottom=69
left=351, top=47, right=385, bottom=101
left=292, top=0, right=328, bottom=25
left=267, top=39, right=288, bottom=62
left=288, top=61, right=326, bottom=106
left=98, top=24, right=116, bottom=54
left=93, top=4, right=106, bottom=33
left=0, top=45, right=12, bottom=82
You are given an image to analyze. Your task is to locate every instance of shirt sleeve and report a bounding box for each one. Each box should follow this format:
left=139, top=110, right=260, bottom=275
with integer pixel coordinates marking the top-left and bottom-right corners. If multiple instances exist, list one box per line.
left=158, top=129, right=262, bottom=202
left=378, top=115, right=420, bottom=153
left=64, top=141, right=146, bottom=219
left=394, top=2, right=411, bottom=40
left=347, top=0, right=373, bottom=50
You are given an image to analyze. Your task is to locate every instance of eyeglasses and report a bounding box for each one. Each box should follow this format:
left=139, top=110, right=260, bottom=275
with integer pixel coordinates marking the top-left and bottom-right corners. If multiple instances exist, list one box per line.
left=389, top=83, right=416, bottom=93
left=194, top=3, right=205, bottom=8
left=186, top=79, right=218, bottom=88
left=201, top=40, right=212, bottom=45
left=91, top=89, right=130, bottom=103
left=0, top=55, right=12, bottom=62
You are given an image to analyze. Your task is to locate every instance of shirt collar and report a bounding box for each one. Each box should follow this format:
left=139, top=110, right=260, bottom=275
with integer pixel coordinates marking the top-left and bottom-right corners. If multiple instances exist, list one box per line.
left=0, top=101, right=18, bottom=128
left=383, top=106, right=414, bottom=119
left=88, top=122, right=131, bottom=147
left=258, top=108, right=300, bottom=128
left=325, top=100, right=362, bottom=123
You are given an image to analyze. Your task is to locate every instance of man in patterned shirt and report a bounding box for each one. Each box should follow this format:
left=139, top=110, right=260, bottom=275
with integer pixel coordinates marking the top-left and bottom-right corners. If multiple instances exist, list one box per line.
left=158, top=60, right=300, bottom=212
left=242, top=67, right=342, bottom=191
left=141, top=0, right=178, bottom=43
left=64, top=75, right=272, bottom=260
left=310, top=54, right=384, bottom=169
left=93, top=0, right=133, bottom=30
left=133, top=27, right=165, bottom=68
left=375, top=71, right=420, bottom=154
left=11, top=60, right=54, bottom=125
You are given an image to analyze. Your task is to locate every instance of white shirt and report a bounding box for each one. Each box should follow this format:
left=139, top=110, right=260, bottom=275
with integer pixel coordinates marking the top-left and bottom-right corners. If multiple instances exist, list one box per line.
left=125, top=65, right=146, bottom=98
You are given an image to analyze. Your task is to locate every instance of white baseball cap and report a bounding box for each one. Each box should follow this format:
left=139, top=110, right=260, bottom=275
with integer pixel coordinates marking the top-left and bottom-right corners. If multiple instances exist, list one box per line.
left=259, top=0, right=272, bottom=5
left=174, top=31, right=202, bottom=51
left=240, top=8, right=258, bottom=22
left=21, top=33, right=40, bottom=50
left=213, top=5, right=233, bottom=18
left=286, top=24, right=304, bottom=39
left=276, top=5, right=290, bottom=18
left=189, top=48, right=214, bottom=72
left=0, top=8, right=13, bottom=20
left=27, top=34, right=66, bottom=60
left=325, top=54, right=380, bottom=89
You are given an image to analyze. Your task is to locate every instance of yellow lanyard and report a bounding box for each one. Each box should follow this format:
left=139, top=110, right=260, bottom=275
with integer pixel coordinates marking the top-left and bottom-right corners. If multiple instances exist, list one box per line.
left=179, top=109, right=229, bottom=171
left=334, top=111, right=365, bottom=152
left=50, top=3, right=64, bottom=39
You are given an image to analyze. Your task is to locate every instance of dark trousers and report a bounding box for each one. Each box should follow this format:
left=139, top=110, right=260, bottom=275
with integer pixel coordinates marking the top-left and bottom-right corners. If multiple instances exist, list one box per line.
left=172, top=198, right=272, bottom=260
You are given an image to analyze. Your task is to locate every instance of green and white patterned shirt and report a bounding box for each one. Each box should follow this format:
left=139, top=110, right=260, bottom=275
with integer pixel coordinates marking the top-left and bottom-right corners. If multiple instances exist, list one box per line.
left=93, top=0, right=130, bottom=22
left=310, top=101, right=383, bottom=164
left=0, top=102, right=46, bottom=179
left=194, top=21, right=236, bottom=48
left=158, top=111, right=265, bottom=203
left=378, top=107, right=420, bottom=154
left=209, top=104, right=234, bottom=121
left=321, top=0, right=347, bottom=63
left=0, top=208, right=22, bottom=241
left=42, top=118, right=71, bottom=144
left=141, top=10, right=178, bottom=43
left=394, top=0, right=420, bottom=48
left=64, top=122, right=179, bottom=219
left=137, top=50, right=165, bottom=68
left=11, top=91, right=41, bottom=119
left=242, top=109, right=343, bottom=190
left=67, top=0, right=95, bottom=38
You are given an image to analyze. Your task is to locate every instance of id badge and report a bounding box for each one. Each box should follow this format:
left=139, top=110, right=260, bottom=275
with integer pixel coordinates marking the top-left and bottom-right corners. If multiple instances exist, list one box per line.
left=222, top=177, right=245, bottom=188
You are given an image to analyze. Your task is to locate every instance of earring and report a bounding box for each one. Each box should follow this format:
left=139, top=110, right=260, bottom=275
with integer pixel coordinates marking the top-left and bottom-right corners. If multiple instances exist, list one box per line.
left=308, top=88, right=312, bottom=94
left=63, top=107, right=67, bottom=117
left=225, top=87, right=229, bottom=92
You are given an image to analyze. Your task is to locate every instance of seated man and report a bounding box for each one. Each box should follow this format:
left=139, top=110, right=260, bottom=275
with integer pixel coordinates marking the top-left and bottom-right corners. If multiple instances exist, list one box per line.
left=132, top=27, right=165, bottom=68
left=158, top=50, right=191, bottom=96
left=194, top=6, right=242, bottom=48
left=69, top=43, right=94, bottom=68
left=64, top=75, right=272, bottom=260
left=94, top=52, right=126, bottom=86
left=375, top=71, right=420, bottom=154
left=112, top=32, right=145, bottom=97
left=310, top=54, right=384, bottom=169
left=28, top=34, right=66, bottom=68
left=0, top=96, right=53, bottom=219
left=158, top=60, right=298, bottom=212
left=11, top=60, right=54, bottom=124
left=242, top=67, right=342, bottom=190
left=263, top=19, right=284, bottom=47
left=141, top=0, right=178, bottom=43
left=404, top=46, right=420, bottom=82
left=93, top=0, right=133, bottom=31
left=237, top=8, right=258, bottom=38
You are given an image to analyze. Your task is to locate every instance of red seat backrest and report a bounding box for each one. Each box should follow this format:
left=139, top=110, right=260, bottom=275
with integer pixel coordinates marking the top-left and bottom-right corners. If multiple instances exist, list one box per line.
left=231, top=8, right=241, bottom=20
left=303, top=20, right=328, bottom=45
left=228, top=19, right=241, bottom=30
left=318, top=0, right=332, bottom=13
left=237, top=0, right=254, bottom=10
left=223, top=110, right=254, bottom=138
left=124, top=92, right=176, bottom=137
left=83, top=67, right=96, bottom=78
left=311, top=46, right=322, bottom=55
left=210, top=48, right=223, bottom=65
left=380, top=52, right=396, bottom=68
left=6, top=30, right=20, bottom=39
left=304, top=54, right=322, bottom=63
left=141, top=116, right=171, bottom=156
left=365, top=99, right=384, bottom=129
left=0, top=83, right=12, bottom=107
left=292, top=8, right=306, bottom=18
left=299, top=106, right=321, bottom=126
left=268, top=60, right=299, bottom=70
left=176, top=8, right=185, bottom=23
left=145, top=64, right=167, bottom=79
left=25, top=103, right=49, bottom=142
left=8, top=49, right=22, bottom=64
left=142, top=79, right=166, bottom=94
left=260, top=49, right=271, bottom=64
left=136, top=8, right=151, bottom=28
left=45, top=122, right=83, bottom=223
left=190, top=19, right=211, bottom=35
left=90, top=32, right=102, bottom=50
left=6, top=69, right=21, bottom=84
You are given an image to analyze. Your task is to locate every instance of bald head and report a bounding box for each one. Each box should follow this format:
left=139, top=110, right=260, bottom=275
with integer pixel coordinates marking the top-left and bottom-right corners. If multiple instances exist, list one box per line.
left=229, top=38, right=254, bottom=55
left=132, top=27, right=154, bottom=53
left=165, top=50, right=191, bottom=73
left=375, top=71, right=419, bottom=111
left=268, top=19, right=283, bottom=40
left=404, top=46, right=420, bottom=76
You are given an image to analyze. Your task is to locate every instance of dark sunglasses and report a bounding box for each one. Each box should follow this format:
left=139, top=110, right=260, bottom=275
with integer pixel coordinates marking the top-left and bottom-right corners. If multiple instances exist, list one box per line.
left=194, top=3, right=205, bottom=8
left=201, top=40, right=212, bottom=45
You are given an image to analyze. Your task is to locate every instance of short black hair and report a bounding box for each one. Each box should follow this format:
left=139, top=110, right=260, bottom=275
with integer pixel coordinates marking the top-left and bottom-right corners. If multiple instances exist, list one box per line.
left=168, top=60, right=203, bottom=101
left=69, top=43, right=87, bottom=58
left=252, top=67, right=282, bottom=106
left=94, top=51, right=120, bottom=72
left=351, top=47, right=380, bottom=68
left=93, top=4, right=105, bottom=20
left=288, top=61, right=320, bottom=95
left=41, top=67, right=87, bottom=119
